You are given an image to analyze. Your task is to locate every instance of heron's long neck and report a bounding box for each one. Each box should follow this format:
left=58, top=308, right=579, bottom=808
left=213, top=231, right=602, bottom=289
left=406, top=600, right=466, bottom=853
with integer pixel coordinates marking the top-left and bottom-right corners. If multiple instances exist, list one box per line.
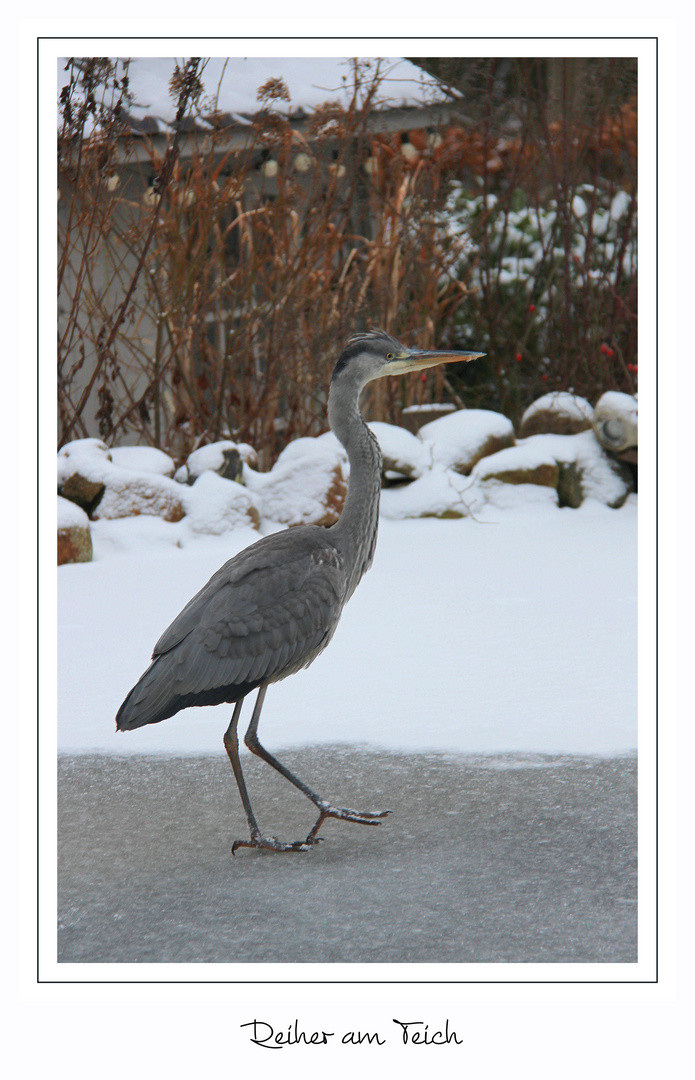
left=328, top=375, right=382, bottom=601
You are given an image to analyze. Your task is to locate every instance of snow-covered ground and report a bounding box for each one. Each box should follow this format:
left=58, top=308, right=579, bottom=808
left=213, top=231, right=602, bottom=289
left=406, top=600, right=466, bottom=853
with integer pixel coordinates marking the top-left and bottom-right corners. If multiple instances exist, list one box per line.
left=58, top=496, right=637, bottom=757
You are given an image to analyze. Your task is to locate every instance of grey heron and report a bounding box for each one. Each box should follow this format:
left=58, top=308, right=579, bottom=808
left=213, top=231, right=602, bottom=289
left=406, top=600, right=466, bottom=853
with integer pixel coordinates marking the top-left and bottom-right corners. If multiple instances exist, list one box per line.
left=116, top=330, right=484, bottom=852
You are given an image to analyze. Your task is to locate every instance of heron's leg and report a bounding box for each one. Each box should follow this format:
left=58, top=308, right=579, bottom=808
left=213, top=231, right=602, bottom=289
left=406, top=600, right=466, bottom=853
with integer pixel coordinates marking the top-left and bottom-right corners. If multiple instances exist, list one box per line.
left=243, top=686, right=390, bottom=844
left=223, top=692, right=310, bottom=854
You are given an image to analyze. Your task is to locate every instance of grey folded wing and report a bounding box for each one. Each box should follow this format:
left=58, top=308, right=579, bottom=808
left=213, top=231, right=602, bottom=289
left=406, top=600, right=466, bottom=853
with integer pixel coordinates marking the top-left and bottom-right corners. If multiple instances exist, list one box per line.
left=117, top=530, right=348, bottom=727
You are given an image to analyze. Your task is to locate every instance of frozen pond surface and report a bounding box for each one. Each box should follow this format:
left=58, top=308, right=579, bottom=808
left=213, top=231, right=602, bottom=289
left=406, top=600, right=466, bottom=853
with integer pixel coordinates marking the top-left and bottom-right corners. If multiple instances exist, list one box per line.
left=58, top=749, right=637, bottom=966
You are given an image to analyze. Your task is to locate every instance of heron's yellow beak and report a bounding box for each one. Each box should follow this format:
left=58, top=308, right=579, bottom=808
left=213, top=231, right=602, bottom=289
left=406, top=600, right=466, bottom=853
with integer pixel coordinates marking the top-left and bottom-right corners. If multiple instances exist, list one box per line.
left=386, top=348, right=485, bottom=375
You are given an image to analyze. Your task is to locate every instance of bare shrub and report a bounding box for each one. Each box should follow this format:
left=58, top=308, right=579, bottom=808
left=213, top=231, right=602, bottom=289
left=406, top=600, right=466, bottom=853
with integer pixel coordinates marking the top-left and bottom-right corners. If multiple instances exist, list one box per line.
left=58, top=57, right=637, bottom=457
left=58, top=59, right=471, bottom=463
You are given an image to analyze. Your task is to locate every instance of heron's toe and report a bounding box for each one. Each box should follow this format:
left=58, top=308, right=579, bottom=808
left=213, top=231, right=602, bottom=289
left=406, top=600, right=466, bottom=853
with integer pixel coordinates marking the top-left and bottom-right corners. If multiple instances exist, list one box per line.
left=231, top=836, right=311, bottom=854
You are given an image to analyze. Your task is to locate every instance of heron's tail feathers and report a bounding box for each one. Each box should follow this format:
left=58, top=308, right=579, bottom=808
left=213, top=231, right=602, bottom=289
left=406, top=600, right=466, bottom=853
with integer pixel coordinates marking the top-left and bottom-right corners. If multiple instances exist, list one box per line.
left=116, top=658, right=179, bottom=731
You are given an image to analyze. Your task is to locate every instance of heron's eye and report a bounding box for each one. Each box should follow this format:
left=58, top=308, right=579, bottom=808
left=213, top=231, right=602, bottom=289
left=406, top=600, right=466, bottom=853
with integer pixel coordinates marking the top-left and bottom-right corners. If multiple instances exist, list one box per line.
left=385, top=352, right=395, bottom=360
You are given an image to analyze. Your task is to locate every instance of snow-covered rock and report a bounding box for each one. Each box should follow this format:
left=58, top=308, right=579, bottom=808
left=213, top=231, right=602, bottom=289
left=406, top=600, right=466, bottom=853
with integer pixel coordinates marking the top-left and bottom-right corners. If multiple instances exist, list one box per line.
left=367, top=421, right=431, bottom=481
left=316, top=430, right=349, bottom=467
left=472, top=441, right=559, bottom=491
left=592, top=391, right=638, bottom=454
left=401, top=402, right=456, bottom=433
left=243, top=441, right=347, bottom=527
left=108, top=446, right=176, bottom=477
left=472, top=431, right=632, bottom=509
left=181, top=472, right=260, bottom=535
left=57, top=438, right=112, bottom=515
left=57, top=495, right=92, bottom=564
left=520, top=392, right=594, bottom=438
left=58, top=437, right=185, bottom=522
left=178, top=440, right=249, bottom=486
left=93, top=473, right=185, bottom=522
left=379, top=465, right=482, bottom=519
left=417, top=409, right=516, bottom=474
left=273, top=437, right=334, bottom=466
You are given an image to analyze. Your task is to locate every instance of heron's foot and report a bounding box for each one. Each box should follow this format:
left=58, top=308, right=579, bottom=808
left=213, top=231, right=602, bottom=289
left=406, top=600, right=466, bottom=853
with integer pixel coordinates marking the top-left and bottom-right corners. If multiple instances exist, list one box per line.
left=306, top=804, right=391, bottom=843
left=231, top=833, right=311, bottom=855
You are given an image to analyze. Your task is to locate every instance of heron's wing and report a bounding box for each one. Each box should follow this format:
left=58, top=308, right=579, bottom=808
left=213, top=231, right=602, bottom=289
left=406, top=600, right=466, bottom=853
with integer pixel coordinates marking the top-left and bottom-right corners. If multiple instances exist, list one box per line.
left=150, top=528, right=347, bottom=694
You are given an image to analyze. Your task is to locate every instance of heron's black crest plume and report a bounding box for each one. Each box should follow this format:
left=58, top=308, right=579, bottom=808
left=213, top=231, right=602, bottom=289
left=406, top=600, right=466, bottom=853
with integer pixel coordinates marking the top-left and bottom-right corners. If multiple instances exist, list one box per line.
left=332, top=329, right=402, bottom=380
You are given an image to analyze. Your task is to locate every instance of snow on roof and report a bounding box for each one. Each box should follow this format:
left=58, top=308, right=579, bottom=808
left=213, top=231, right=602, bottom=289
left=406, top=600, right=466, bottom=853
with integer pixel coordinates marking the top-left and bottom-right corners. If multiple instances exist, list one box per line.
left=58, top=56, right=449, bottom=132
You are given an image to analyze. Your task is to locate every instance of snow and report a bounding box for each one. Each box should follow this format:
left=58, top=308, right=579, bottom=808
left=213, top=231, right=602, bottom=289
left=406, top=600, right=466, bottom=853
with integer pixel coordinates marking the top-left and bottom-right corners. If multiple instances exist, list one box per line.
left=521, top=392, right=594, bottom=426
left=402, top=403, right=456, bottom=415
left=58, top=57, right=447, bottom=127
left=610, top=190, right=632, bottom=220
left=183, top=440, right=257, bottom=483
left=58, top=497, right=637, bottom=758
left=594, top=390, right=638, bottom=422
left=417, top=409, right=515, bottom=473
left=57, top=495, right=89, bottom=530
left=108, top=446, right=175, bottom=477
left=57, top=437, right=113, bottom=485
left=94, top=472, right=184, bottom=521
left=379, top=465, right=477, bottom=519
left=180, top=472, right=259, bottom=535
left=472, top=431, right=629, bottom=507
left=242, top=441, right=346, bottom=526
left=58, top=437, right=185, bottom=521
left=367, top=421, right=431, bottom=479
left=592, top=392, right=638, bottom=453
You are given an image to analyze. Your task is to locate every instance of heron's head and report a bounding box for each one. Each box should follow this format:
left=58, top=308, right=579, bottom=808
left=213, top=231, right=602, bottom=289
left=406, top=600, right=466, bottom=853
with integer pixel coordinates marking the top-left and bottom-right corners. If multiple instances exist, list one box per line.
left=332, top=329, right=485, bottom=385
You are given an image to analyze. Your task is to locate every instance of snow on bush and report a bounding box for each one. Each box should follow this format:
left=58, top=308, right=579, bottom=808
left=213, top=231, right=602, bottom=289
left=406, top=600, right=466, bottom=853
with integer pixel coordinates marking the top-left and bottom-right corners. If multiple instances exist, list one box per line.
left=442, top=182, right=637, bottom=305
left=417, top=409, right=516, bottom=473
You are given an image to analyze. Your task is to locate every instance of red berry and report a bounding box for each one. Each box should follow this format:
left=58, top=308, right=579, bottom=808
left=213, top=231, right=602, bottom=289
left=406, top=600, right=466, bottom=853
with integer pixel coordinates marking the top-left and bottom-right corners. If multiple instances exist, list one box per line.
left=607, top=347, right=614, bottom=357
left=600, top=343, right=608, bottom=354
left=515, top=352, right=522, bottom=362
left=541, top=373, right=548, bottom=381
left=528, top=304, right=535, bottom=312
left=633, top=365, right=638, bottom=374
left=420, top=373, right=427, bottom=382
